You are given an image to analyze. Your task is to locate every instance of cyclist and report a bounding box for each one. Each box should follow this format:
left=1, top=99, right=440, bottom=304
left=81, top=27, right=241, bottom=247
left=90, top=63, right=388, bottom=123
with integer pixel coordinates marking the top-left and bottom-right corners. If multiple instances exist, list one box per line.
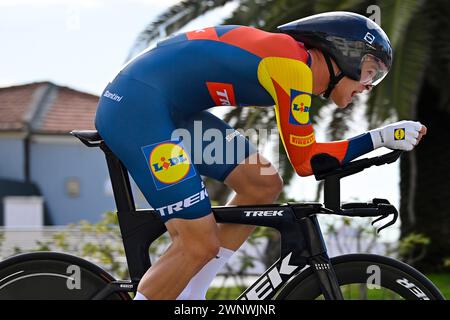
left=94, top=11, right=427, bottom=300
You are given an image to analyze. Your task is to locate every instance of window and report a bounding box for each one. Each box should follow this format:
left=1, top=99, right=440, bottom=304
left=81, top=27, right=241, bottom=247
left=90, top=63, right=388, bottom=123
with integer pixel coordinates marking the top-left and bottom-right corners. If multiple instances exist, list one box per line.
left=65, top=177, right=80, bottom=197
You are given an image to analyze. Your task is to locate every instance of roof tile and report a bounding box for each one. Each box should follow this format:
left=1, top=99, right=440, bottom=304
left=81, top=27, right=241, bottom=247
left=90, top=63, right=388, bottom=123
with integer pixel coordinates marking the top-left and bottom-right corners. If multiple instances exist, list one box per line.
left=0, top=82, right=100, bottom=134
left=0, top=82, right=46, bottom=130
left=40, top=86, right=99, bottom=133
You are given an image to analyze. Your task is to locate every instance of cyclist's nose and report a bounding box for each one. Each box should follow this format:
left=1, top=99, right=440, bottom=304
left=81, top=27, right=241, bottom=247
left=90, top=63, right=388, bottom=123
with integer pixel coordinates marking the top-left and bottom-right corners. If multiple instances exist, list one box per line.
left=364, top=84, right=373, bottom=92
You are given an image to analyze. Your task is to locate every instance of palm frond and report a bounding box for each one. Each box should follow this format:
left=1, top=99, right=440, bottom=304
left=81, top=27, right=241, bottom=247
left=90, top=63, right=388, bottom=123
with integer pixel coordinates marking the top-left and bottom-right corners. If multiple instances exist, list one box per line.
left=426, top=0, right=450, bottom=112
left=315, top=0, right=366, bottom=13
left=367, top=0, right=430, bottom=125
left=128, top=0, right=234, bottom=60
left=223, top=0, right=277, bottom=28
left=254, top=0, right=313, bottom=31
left=378, top=0, right=425, bottom=48
left=327, top=104, right=355, bottom=140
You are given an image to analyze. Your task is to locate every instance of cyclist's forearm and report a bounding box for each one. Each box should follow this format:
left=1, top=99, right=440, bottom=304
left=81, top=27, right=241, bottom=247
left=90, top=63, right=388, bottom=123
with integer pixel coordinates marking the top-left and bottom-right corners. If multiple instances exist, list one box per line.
left=313, top=132, right=375, bottom=166
left=341, top=132, right=374, bottom=164
left=293, top=133, right=373, bottom=176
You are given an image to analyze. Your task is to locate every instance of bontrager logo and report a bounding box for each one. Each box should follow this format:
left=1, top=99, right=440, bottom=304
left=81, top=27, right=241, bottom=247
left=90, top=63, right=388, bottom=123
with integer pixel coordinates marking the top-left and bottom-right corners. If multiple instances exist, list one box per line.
left=242, top=252, right=298, bottom=300
left=396, top=278, right=430, bottom=300
left=103, top=90, right=123, bottom=102
left=156, top=188, right=208, bottom=216
left=244, top=210, right=283, bottom=217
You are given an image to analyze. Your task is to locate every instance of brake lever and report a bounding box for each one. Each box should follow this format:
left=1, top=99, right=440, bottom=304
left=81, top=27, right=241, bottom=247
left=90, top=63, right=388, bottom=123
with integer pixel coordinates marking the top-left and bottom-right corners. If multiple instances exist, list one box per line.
left=371, top=206, right=399, bottom=233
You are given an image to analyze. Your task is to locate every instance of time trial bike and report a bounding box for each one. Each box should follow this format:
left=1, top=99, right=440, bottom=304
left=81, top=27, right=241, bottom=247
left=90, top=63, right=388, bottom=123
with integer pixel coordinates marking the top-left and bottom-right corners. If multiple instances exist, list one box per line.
left=0, top=130, right=444, bottom=300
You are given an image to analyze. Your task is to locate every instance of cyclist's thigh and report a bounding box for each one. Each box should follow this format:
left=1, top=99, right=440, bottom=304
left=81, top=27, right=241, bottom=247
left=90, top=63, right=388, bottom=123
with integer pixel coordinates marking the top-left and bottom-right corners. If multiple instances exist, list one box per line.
left=95, top=75, right=211, bottom=223
left=173, top=110, right=258, bottom=182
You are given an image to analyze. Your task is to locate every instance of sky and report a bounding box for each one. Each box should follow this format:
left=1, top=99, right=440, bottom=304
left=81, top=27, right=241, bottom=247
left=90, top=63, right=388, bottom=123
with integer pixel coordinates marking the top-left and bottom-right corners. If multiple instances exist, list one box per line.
left=0, top=0, right=238, bottom=94
left=1, top=0, right=401, bottom=241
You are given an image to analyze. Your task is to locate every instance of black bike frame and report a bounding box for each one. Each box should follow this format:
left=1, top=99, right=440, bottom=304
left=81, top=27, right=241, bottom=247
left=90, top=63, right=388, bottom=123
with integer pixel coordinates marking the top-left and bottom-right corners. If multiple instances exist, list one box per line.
left=71, top=131, right=400, bottom=300
left=90, top=141, right=345, bottom=300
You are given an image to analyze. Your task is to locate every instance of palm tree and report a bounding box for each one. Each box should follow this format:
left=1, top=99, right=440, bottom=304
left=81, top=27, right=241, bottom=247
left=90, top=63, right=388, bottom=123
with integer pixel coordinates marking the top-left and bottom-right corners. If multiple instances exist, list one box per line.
left=128, top=0, right=450, bottom=271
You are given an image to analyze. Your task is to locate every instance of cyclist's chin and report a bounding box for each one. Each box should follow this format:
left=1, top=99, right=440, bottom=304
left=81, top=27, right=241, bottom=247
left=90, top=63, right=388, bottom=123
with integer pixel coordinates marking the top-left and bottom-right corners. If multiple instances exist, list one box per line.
left=331, top=96, right=351, bottom=108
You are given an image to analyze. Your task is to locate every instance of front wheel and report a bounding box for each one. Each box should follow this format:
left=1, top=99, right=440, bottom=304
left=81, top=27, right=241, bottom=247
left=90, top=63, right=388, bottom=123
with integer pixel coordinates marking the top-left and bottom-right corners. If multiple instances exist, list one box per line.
left=275, top=254, right=445, bottom=300
left=0, top=252, right=130, bottom=300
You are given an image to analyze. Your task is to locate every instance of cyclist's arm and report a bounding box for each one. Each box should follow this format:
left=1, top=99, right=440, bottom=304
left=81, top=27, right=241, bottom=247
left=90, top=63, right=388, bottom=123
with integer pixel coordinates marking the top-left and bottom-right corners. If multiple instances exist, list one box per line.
left=258, top=57, right=374, bottom=176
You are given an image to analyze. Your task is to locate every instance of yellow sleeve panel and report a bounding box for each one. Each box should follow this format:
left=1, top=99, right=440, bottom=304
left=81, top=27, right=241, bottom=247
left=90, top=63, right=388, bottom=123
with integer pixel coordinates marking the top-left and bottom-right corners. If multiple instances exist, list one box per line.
left=257, top=57, right=349, bottom=176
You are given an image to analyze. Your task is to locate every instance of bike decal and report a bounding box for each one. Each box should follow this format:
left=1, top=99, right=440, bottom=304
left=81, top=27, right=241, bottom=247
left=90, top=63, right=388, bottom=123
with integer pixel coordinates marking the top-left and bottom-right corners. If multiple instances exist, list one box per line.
left=241, top=252, right=299, bottom=300
left=313, top=263, right=330, bottom=270
left=0, top=270, right=24, bottom=284
left=244, top=210, right=284, bottom=217
left=396, top=278, right=430, bottom=300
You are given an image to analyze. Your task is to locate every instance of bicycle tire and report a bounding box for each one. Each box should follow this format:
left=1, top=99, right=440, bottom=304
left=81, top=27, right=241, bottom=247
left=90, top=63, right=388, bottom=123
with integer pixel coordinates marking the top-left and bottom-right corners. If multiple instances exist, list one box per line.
left=275, top=254, right=445, bottom=300
left=0, top=252, right=130, bottom=300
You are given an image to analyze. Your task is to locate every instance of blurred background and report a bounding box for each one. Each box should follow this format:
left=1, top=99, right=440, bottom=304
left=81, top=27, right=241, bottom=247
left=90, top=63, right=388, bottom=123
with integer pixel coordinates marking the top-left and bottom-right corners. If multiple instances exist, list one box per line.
left=0, top=0, right=449, bottom=298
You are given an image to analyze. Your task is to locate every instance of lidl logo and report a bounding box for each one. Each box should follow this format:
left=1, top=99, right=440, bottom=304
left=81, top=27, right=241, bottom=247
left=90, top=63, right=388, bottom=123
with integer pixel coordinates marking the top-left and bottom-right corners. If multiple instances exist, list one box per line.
left=394, top=128, right=406, bottom=140
left=142, top=140, right=196, bottom=190
left=289, top=89, right=311, bottom=126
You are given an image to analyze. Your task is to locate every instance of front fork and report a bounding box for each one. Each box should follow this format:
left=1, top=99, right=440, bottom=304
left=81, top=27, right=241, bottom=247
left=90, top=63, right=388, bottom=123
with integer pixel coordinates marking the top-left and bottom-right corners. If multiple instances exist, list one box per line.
left=309, top=254, right=344, bottom=300
left=302, top=215, right=344, bottom=300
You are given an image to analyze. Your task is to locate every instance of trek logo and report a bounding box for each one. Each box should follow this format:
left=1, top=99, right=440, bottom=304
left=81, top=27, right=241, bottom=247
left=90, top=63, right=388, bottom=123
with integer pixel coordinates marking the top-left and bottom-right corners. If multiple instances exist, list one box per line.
left=289, top=89, right=311, bottom=126
left=244, top=210, right=283, bottom=217
left=156, top=188, right=209, bottom=216
left=142, top=140, right=196, bottom=190
left=103, top=90, right=123, bottom=102
left=394, top=128, right=406, bottom=140
left=206, top=82, right=236, bottom=106
left=242, top=252, right=299, bottom=300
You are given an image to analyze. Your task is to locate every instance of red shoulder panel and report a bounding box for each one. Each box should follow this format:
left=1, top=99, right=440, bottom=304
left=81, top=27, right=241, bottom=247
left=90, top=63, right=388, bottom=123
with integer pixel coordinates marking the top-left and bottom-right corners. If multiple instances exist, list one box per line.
left=186, top=27, right=219, bottom=41
left=219, top=26, right=308, bottom=61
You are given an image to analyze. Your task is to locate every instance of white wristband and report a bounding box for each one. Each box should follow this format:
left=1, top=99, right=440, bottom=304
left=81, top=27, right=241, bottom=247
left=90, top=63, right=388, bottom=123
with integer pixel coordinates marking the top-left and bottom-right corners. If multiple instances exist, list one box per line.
left=369, top=129, right=384, bottom=149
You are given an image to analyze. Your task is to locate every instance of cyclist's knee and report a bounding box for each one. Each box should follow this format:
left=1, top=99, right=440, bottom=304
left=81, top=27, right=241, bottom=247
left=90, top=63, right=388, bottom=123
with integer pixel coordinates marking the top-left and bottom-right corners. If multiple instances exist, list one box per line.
left=225, top=154, right=284, bottom=202
left=245, top=172, right=283, bottom=202
left=178, top=234, right=220, bottom=264
left=195, top=239, right=220, bottom=262
left=261, top=172, right=283, bottom=198
left=168, top=217, right=220, bottom=263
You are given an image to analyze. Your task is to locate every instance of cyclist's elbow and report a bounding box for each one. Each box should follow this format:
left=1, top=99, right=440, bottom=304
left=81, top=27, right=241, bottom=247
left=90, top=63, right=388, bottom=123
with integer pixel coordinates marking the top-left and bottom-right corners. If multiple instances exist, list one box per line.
left=295, top=163, right=313, bottom=177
